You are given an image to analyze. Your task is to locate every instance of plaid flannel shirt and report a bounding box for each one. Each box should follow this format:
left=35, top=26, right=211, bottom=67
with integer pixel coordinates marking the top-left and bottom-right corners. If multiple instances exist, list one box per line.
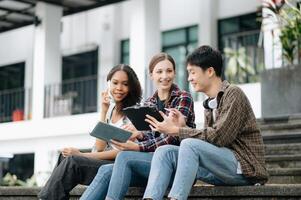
left=178, top=81, right=268, bottom=184
left=138, top=84, right=196, bottom=152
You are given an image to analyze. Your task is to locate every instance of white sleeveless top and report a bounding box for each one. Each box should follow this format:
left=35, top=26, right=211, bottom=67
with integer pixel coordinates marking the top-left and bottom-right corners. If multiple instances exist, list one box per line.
left=103, top=104, right=130, bottom=151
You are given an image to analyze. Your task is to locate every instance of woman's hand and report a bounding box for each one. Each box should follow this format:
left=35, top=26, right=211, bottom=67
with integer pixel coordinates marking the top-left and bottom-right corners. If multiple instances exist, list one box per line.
left=110, top=140, right=140, bottom=151
left=122, top=124, right=143, bottom=141
left=61, top=147, right=82, bottom=157
left=101, top=90, right=111, bottom=114
left=145, top=111, right=180, bottom=136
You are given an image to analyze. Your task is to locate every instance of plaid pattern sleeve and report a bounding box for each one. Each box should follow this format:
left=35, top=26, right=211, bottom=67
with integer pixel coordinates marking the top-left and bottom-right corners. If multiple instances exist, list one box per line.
left=179, top=86, right=246, bottom=146
left=178, top=81, right=268, bottom=184
left=172, top=91, right=196, bottom=128
left=138, top=133, right=179, bottom=152
left=138, top=84, right=195, bottom=152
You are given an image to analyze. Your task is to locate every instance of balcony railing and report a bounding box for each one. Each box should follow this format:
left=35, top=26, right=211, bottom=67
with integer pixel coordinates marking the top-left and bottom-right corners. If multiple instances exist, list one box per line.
left=44, top=75, right=98, bottom=118
left=0, top=88, right=32, bottom=123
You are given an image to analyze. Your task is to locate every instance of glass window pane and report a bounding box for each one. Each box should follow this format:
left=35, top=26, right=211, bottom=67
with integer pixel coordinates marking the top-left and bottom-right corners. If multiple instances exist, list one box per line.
left=163, top=29, right=186, bottom=46
left=122, top=55, right=130, bottom=65
left=164, top=46, right=187, bottom=90
left=0, top=62, right=24, bottom=91
left=240, top=13, right=260, bottom=31
left=61, top=50, right=98, bottom=115
left=218, top=12, right=263, bottom=84
left=219, top=18, right=239, bottom=35
left=187, top=42, right=198, bottom=54
left=189, top=26, right=198, bottom=42
left=62, top=50, right=98, bottom=80
left=122, top=39, right=130, bottom=54
left=162, top=25, right=198, bottom=95
left=121, top=39, right=130, bottom=64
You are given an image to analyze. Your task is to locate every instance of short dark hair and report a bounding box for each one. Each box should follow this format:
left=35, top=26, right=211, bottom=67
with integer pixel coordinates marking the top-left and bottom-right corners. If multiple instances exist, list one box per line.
left=186, top=45, right=223, bottom=77
left=107, top=64, right=142, bottom=110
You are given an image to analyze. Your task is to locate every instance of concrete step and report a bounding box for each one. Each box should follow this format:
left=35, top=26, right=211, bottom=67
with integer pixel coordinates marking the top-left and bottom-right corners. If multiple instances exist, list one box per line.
left=258, top=115, right=301, bottom=143
left=265, top=143, right=301, bottom=155
left=258, top=115, right=301, bottom=137
left=268, top=168, right=301, bottom=184
left=1, top=185, right=301, bottom=199
left=265, top=154, right=301, bottom=169
left=258, top=114, right=301, bottom=127
left=262, top=132, right=301, bottom=144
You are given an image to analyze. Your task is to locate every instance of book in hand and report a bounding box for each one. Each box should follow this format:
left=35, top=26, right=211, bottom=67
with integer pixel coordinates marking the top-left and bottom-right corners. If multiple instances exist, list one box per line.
left=90, top=121, right=132, bottom=143
left=123, top=105, right=164, bottom=131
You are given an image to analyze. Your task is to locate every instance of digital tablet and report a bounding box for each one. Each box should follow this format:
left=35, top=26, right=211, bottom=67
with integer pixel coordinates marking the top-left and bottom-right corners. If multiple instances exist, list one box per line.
left=90, top=121, right=132, bottom=143
left=123, top=105, right=164, bottom=131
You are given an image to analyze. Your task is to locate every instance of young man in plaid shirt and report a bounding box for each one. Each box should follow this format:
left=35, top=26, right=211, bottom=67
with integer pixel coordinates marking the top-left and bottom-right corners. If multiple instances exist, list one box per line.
left=143, top=45, right=268, bottom=200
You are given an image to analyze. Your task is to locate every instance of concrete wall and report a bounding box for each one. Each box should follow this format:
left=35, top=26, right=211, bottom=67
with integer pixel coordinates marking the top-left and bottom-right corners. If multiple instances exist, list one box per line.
left=261, top=66, right=301, bottom=118
left=218, top=0, right=261, bottom=18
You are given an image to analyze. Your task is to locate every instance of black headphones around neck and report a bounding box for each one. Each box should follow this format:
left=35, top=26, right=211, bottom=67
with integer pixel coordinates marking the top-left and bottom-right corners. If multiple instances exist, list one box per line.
left=203, top=97, right=218, bottom=110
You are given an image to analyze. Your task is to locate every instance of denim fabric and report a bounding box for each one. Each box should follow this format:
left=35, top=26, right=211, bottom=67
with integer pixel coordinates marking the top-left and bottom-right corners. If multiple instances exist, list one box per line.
left=144, top=139, right=251, bottom=200
left=106, top=151, right=153, bottom=200
left=81, top=151, right=153, bottom=200
left=80, top=164, right=114, bottom=200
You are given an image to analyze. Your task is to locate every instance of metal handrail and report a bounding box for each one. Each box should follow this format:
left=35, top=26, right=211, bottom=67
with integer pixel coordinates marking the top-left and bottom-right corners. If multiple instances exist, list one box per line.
left=44, top=76, right=98, bottom=118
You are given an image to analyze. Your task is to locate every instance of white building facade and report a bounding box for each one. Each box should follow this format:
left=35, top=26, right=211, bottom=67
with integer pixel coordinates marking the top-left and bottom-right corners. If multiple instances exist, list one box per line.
left=0, top=0, right=264, bottom=185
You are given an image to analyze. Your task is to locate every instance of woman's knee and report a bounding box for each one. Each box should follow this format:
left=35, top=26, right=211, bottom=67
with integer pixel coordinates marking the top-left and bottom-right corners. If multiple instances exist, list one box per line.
left=114, top=151, right=137, bottom=165
left=97, top=164, right=114, bottom=180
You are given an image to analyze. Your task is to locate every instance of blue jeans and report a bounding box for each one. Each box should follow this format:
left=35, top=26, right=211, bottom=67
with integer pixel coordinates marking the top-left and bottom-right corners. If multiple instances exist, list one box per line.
left=80, top=164, right=113, bottom=200
left=106, top=151, right=153, bottom=200
left=80, top=151, right=153, bottom=200
left=144, top=138, right=251, bottom=200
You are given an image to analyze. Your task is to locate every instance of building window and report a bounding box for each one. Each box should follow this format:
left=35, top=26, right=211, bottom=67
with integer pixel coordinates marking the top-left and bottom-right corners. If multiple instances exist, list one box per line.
left=218, top=12, right=264, bottom=84
left=0, top=62, right=26, bottom=123
left=162, top=25, right=198, bottom=93
left=44, top=49, right=98, bottom=117
left=120, top=39, right=130, bottom=64
left=62, top=49, right=98, bottom=114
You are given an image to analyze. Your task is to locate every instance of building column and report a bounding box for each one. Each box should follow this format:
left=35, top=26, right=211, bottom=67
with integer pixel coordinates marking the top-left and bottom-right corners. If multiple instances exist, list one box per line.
left=129, top=0, right=161, bottom=99
left=262, top=7, right=282, bottom=69
left=199, top=0, right=218, bottom=48
left=31, top=2, right=62, bottom=120
left=97, top=5, right=120, bottom=112
left=34, top=149, right=59, bottom=186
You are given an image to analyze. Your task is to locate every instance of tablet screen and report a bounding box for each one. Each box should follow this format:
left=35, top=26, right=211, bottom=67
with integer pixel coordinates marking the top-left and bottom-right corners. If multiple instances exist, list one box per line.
left=123, top=105, right=163, bottom=131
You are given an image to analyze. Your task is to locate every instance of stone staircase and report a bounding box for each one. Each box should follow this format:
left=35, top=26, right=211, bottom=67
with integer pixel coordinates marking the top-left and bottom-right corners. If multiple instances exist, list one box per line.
left=1, top=115, right=301, bottom=199
left=259, top=114, right=301, bottom=184
left=1, top=185, right=301, bottom=200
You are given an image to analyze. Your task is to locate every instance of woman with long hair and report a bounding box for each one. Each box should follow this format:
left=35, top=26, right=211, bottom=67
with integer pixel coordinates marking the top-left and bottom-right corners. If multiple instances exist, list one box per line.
left=38, top=64, right=142, bottom=200
left=80, top=53, right=196, bottom=200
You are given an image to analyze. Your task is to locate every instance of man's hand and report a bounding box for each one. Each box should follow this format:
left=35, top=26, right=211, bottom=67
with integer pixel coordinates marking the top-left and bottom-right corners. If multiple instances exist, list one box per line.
left=122, top=124, right=143, bottom=141
left=61, top=147, right=81, bottom=157
left=145, top=111, right=180, bottom=136
left=165, top=108, right=187, bottom=127
left=110, top=140, right=140, bottom=151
